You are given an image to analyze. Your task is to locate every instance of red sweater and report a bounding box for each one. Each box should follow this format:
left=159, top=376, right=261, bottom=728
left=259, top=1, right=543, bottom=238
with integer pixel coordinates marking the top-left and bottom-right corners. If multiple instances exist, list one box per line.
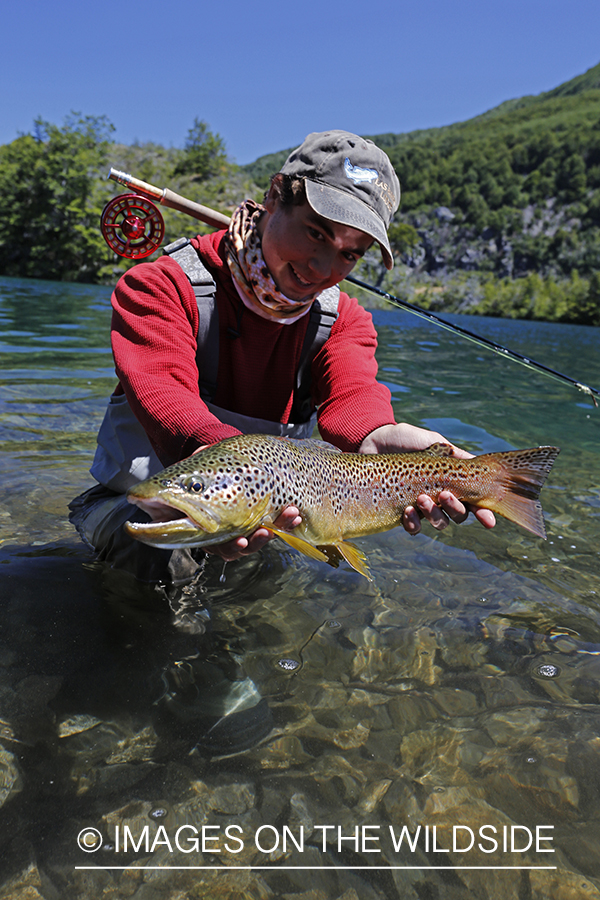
left=111, top=229, right=395, bottom=465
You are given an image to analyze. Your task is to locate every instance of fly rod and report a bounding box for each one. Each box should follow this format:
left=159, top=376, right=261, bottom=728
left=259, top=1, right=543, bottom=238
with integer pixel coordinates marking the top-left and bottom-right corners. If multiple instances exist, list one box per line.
left=101, top=169, right=599, bottom=406
left=345, top=275, right=599, bottom=407
left=107, top=168, right=231, bottom=228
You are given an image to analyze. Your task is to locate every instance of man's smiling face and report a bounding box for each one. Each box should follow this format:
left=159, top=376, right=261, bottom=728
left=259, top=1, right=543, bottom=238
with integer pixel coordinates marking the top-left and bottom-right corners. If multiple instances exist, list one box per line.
left=258, top=181, right=373, bottom=302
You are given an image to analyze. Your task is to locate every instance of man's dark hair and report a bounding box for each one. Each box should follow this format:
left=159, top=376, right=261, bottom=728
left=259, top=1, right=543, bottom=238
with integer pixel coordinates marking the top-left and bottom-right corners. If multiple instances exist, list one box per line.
left=265, top=173, right=307, bottom=206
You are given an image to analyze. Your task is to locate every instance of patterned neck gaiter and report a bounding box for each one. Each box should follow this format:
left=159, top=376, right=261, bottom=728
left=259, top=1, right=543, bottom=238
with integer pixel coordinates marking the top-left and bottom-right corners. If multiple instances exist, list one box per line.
left=225, top=199, right=316, bottom=324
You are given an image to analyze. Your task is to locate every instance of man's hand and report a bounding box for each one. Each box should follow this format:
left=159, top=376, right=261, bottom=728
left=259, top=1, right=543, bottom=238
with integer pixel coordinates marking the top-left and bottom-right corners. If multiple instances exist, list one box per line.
left=205, top=507, right=302, bottom=562
left=359, top=423, right=496, bottom=535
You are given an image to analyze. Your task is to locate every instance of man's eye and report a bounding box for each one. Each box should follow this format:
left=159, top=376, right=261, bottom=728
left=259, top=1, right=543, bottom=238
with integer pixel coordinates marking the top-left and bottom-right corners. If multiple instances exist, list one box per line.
left=309, top=228, right=324, bottom=240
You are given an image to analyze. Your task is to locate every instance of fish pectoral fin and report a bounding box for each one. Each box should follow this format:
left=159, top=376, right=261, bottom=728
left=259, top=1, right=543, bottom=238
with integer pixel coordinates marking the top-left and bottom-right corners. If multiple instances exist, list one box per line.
left=269, top=528, right=371, bottom=581
left=269, top=528, right=329, bottom=564
left=240, top=494, right=273, bottom=533
left=333, top=541, right=372, bottom=581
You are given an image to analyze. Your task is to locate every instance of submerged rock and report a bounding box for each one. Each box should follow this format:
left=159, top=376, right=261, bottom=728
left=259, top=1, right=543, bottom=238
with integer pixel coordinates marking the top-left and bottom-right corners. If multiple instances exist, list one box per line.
left=0, top=743, right=22, bottom=809
left=57, top=714, right=102, bottom=738
left=0, top=860, right=45, bottom=900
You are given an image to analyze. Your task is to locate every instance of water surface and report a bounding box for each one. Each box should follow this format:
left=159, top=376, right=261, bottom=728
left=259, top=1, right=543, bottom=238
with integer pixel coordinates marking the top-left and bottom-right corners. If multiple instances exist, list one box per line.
left=1, top=275, right=599, bottom=899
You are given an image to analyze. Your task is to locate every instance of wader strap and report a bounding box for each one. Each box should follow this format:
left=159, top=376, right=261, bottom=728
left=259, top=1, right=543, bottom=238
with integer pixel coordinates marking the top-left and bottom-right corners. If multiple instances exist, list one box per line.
left=164, top=238, right=219, bottom=402
left=164, top=239, right=339, bottom=421
left=291, top=285, right=340, bottom=422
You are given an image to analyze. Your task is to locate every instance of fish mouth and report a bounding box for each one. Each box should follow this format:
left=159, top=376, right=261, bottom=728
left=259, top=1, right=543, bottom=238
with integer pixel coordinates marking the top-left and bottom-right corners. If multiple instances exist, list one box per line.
left=126, top=496, right=221, bottom=534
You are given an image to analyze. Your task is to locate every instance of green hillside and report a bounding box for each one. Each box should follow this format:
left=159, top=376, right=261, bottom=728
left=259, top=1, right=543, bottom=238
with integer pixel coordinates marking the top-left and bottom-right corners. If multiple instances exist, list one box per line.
left=1, top=65, right=599, bottom=323
left=545, top=60, right=600, bottom=96
left=245, top=62, right=600, bottom=231
left=243, top=63, right=600, bottom=325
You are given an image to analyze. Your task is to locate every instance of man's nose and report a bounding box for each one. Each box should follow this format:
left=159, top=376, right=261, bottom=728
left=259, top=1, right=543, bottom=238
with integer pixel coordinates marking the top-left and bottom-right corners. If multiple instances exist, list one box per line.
left=307, top=248, right=334, bottom=279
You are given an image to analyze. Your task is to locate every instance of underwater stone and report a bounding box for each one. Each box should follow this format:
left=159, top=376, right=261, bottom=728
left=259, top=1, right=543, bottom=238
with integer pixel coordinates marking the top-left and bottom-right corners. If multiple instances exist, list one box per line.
left=288, top=791, right=314, bottom=836
left=332, top=722, right=371, bottom=750
left=0, top=744, right=23, bottom=809
left=355, top=778, right=393, bottom=816
left=57, top=714, right=102, bottom=738
left=258, top=736, right=313, bottom=769
left=208, top=782, right=256, bottom=816
left=432, top=687, right=480, bottom=717
left=0, top=861, right=43, bottom=900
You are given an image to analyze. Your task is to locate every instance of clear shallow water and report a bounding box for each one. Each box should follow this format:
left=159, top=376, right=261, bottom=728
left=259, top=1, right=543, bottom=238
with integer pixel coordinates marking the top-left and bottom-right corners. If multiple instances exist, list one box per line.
left=1, top=274, right=600, bottom=899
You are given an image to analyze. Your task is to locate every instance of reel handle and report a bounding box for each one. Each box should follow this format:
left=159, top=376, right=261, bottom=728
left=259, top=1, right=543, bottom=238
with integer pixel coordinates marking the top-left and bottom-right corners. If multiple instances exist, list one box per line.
left=108, top=169, right=231, bottom=229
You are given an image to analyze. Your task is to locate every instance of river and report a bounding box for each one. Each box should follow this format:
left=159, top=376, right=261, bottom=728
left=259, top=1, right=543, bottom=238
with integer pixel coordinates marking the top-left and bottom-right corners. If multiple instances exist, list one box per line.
left=0, top=274, right=599, bottom=899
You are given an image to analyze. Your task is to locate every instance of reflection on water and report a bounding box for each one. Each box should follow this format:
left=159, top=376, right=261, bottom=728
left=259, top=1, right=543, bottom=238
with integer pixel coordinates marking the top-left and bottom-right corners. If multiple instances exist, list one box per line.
left=1, top=275, right=600, bottom=898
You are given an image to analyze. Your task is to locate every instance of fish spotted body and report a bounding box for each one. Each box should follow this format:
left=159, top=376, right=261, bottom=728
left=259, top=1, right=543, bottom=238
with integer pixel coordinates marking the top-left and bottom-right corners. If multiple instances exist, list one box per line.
left=125, top=435, right=560, bottom=580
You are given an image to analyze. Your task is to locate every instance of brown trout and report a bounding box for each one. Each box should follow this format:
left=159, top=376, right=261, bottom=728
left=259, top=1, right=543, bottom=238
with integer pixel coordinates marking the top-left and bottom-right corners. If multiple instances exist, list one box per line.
left=125, top=435, right=560, bottom=580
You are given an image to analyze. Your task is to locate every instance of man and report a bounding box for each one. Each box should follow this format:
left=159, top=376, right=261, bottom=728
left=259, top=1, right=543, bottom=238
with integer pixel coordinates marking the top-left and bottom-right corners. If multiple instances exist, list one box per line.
left=70, top=130, right=494, bottom=582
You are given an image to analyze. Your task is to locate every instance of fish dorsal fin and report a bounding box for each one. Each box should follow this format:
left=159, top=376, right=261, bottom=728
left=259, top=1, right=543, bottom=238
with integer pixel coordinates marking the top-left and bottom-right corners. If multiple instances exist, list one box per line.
left=306, top=439, right=342, bottom=453
left=424, top=442, right=455, bottom=457
left=277, top=437, right=342, bottom=453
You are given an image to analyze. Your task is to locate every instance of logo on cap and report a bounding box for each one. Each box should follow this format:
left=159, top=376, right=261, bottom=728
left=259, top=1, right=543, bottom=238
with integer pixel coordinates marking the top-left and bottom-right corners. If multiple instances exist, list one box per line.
left=344, top=158, right=379, bottom=185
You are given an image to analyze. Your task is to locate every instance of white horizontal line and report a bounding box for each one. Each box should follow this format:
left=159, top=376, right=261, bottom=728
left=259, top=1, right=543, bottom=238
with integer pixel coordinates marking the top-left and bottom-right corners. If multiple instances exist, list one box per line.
left=75, top=865, right=557, bottom=871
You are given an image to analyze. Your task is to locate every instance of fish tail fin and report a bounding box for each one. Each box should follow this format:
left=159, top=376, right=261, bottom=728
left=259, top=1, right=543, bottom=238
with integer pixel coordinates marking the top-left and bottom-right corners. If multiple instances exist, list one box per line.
left=479, top=446, right=560, bottom=539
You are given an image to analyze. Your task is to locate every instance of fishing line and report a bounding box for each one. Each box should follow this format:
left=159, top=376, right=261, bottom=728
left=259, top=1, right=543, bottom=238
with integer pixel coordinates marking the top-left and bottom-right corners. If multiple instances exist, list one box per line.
left=345, top=275, right=599, bottom=407
left=103, top=170, right=599, bottom=407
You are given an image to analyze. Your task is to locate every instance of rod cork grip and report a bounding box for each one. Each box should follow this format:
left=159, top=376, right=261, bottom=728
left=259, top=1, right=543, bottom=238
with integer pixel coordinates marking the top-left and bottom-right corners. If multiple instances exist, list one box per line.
left=107, top=169, right=231, bottom=228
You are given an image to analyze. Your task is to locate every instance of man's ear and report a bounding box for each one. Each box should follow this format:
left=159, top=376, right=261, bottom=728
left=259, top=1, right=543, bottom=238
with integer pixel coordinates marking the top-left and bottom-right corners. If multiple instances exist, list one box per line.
left=264, top=174, right=284, bottom=214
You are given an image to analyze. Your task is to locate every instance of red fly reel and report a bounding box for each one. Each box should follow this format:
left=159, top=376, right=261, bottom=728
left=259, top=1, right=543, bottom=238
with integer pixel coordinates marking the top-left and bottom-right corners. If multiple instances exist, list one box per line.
left=101, top=193, right=165, bottom=259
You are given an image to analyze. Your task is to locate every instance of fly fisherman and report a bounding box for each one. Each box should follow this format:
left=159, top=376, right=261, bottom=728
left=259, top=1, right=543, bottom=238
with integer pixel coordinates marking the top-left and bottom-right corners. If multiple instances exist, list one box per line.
left=70, top=130, right=495, bottom=584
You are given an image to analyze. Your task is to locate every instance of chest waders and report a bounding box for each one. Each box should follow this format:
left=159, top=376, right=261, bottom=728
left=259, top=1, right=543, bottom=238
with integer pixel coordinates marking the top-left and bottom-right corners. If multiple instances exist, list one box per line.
left=70, top=241, right=339, bottom=583
left=164, top=237, right=340, bottom=441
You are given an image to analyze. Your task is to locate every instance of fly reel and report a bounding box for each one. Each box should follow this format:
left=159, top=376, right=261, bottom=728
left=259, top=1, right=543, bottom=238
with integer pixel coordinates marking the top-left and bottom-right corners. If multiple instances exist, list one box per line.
left=101, top=193, right=165, bottom=259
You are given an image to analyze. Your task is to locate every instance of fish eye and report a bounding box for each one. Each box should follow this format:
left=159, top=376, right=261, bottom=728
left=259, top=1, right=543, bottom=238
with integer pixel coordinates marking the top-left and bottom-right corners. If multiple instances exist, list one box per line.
left=186, top=478, right=204, bottom=493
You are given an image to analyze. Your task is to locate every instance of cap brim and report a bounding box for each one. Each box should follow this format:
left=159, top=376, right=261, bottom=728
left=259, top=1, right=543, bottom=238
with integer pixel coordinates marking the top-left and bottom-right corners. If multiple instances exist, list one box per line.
left=305, top=180, right=394, bottom=270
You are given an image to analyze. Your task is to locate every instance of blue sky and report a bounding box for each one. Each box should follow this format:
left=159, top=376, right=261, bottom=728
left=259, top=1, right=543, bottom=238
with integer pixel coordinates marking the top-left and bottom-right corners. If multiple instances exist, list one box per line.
left=3, top=0, right=599, bottom=164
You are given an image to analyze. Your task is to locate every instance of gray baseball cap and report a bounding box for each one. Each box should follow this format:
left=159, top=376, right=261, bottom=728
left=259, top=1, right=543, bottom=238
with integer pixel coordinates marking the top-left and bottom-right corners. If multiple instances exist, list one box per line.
left=279, top=130, right=401, bottom=269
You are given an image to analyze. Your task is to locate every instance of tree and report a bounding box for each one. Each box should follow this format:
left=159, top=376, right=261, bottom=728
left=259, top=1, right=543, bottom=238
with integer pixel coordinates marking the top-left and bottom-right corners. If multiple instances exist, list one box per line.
left=0, top=113, right=115, bottom=281
left=387, top=222, right=420, bottom=259
left=174, top=118, right=228, bottom=180
left=562, top=270, right=600, bottom=325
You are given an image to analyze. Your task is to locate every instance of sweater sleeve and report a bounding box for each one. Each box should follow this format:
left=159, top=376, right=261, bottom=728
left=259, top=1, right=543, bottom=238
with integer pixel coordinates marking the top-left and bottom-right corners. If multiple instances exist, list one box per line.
left=313, top=293, right=396, bottom=452
left=111, top=255, right=241, bottom=465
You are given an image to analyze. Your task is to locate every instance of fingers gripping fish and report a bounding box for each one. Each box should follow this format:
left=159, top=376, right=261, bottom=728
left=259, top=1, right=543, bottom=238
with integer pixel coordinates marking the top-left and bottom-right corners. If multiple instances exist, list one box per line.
left=125, top=435, right=560, bottom=580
